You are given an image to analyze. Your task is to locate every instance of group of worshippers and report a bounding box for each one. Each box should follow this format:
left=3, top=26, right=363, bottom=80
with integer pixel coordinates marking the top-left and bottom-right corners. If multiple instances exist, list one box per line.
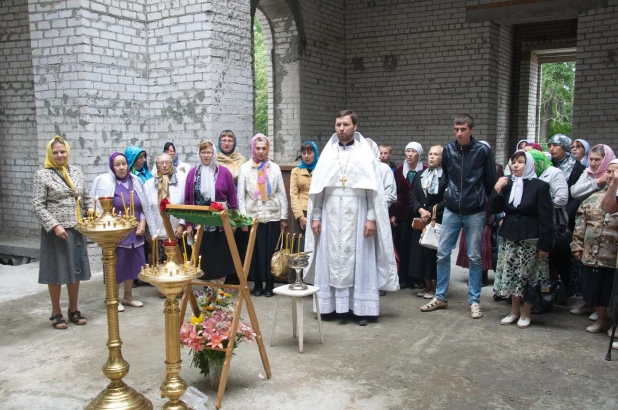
left=33, top=130, right=289, bottom=327
left=32, top=114, right=618, bottom=353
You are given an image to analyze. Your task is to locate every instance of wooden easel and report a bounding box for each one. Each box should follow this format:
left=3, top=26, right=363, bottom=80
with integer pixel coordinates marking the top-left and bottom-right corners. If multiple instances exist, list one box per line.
left=162, top=204, right=271, bottom=410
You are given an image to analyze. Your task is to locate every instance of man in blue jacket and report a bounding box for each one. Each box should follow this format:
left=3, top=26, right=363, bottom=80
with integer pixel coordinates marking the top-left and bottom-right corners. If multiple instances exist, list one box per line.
left=421, top=114, right=497, bottom=319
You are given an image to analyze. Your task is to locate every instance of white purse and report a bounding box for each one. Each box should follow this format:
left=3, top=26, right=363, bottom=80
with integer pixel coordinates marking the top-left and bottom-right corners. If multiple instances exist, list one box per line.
left=419, top=205, right=441, bottom=250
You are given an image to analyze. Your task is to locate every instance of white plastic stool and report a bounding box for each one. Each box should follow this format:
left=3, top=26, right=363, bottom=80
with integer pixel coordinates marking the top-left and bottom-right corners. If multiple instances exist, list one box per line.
left=270, top=284, right=324, bottom=353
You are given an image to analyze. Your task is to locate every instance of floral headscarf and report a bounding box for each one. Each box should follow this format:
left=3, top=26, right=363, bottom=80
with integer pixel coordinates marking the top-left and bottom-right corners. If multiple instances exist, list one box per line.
left=548, top=134, right=576, bottom=178
left=528, top=149, right=551, bottom=178
left=298, top=141, right=319, bottom=171
left=251, top=134, right=272, bottom=201
left=45, top=135, right=74, bottom=190
left=587, top=144, right=616, bottom=179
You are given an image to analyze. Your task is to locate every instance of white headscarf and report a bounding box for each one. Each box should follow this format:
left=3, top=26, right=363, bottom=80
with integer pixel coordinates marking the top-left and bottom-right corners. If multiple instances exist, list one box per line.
left=366, top=138, right=380, bottom=159
left=508, top=150, right=536, bottom=208
left=402, top=142, right=424, bottom=178
left=198, top=139, right=217, bottom=201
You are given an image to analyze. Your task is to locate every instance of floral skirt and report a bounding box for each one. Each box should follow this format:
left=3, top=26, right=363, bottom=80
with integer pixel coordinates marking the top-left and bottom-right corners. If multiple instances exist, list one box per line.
left=494, top=239, right=549, bottom=298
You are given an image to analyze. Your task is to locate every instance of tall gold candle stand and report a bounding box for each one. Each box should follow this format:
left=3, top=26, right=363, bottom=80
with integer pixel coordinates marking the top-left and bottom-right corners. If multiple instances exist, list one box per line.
left=76, top=197, right=152, bottom=410
left=138, top=240, right=201, bottom=410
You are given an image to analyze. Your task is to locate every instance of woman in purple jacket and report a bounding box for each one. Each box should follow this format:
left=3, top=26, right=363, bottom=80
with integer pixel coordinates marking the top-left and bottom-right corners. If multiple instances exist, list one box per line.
left=184, top=140, right=238, bottom=280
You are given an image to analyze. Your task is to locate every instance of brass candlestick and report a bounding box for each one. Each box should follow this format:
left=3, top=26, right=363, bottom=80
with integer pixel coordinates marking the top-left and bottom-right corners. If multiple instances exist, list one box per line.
left=138, top=240, right=202, bottom=410
left=76, top=197, right=152, bottom=410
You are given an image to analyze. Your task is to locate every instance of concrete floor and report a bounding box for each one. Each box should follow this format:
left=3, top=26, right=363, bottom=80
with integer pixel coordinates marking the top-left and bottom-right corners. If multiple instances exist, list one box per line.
left=1, top=258, right=617, bottom=410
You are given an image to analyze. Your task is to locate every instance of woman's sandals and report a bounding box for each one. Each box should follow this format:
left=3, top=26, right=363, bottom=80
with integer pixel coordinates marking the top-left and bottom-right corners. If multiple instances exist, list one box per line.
left=50, top=314, right=68, bottom=330
left=67, top=309, right=87, bottom=325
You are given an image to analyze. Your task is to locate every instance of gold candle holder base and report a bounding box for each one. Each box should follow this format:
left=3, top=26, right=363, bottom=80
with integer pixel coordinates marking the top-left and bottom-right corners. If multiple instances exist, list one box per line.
left=139, top=240, right=202, bottom=409
left=77, top=197, right=152, bottom=410
left=86, top=383, right=153, bottom=410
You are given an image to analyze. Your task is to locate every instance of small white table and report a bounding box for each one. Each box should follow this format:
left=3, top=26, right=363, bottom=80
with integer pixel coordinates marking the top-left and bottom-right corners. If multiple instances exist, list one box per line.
left=270, top=284, right=324, bottom=353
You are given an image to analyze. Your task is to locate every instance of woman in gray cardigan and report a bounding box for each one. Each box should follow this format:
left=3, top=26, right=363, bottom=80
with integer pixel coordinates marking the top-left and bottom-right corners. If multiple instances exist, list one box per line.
left=32, top=136, right=92, bottom=329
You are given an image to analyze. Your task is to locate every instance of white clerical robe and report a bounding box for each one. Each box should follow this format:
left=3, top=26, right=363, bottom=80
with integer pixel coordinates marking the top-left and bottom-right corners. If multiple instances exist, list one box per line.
left=304, top=132, right=398, bottom=317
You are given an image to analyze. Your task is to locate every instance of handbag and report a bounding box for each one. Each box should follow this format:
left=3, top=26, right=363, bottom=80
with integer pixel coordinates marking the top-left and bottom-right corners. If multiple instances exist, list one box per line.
left=552, top=208, right=572, bottom=252
left=412, top=218, right=426, bottom=230
left=419, top=205, right=441, bottom=250
left=270, top=230, right=290, bottom=281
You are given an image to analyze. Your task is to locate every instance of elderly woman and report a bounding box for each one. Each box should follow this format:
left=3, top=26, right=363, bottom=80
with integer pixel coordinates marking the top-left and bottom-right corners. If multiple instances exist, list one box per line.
left=547, top=134, right=586, bottom=298
left=410, top=145, right=447, bottom=299
left=571, top=139, right=591, bottom=167
left=125, top=146, right=153, bottom=184
left=163, top=141, right=191, bottom=181
left=391, top=142, right=425, bottom=289
left=183, top=140, right=238, bottom=280
left=571, top=144, right=615, bottom=201
left=491, top=151, right=553, bottom=328
left=290, top=141, right=319, bottom=246
left=567, top=144, right=615, bottom=315
left=144, top=152, right=187, bottom=262
left=216, top=130, right=247, bottom=184
left=571, top=159, right=618, bottom=333
left=238, top=134, right=288, bottom=297
left=32, top=136, right=92, bottom=329
left=91, top=152, right=156, bottom=311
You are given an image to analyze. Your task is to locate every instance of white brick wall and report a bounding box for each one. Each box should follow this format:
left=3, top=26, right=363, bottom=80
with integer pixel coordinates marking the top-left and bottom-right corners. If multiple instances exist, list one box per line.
left=146, top=0, right=253, bottom=162
left=0, top=0, right=38, bottom=234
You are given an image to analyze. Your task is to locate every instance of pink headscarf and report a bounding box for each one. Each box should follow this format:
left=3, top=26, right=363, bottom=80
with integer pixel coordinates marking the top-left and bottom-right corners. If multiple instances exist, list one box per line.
left=587, top=144, right=616, bottom=178
left=251, top=133, right=270, bottom=162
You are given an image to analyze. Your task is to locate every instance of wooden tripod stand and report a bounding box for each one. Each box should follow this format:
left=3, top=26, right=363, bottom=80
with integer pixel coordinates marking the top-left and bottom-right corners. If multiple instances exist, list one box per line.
left=161, top=204, right=271, bottom=409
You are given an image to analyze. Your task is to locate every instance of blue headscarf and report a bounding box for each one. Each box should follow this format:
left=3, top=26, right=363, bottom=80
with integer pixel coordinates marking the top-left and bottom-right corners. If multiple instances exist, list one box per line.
left=218, top=130, right=237, bottom=155
left=297, top=141, right=319, bottom=171
left=124, top=146, right=153, bottom=183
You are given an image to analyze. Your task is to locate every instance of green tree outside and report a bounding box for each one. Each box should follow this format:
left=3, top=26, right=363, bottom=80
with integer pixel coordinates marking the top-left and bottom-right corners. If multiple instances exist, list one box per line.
left=254, top=18, right=268, bottom=136
left=540, top=62, right=575, bottom=142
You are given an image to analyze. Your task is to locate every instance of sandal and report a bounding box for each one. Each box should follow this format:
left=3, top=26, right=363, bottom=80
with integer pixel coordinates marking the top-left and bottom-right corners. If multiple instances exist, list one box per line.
left=420, top=298, right=448, bottom=312
left=67, top=309, right=87, bottom=325
left=50, top=314, right=68, bottom=329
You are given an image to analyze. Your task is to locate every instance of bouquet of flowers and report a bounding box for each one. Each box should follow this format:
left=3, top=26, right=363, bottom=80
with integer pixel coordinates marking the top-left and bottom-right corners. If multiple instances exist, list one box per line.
left=180, top=288, right=256, bottom=378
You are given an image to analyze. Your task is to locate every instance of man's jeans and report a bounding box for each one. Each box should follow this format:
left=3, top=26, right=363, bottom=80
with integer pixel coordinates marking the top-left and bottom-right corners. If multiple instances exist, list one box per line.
left=435, top=209, right=485, bottom=304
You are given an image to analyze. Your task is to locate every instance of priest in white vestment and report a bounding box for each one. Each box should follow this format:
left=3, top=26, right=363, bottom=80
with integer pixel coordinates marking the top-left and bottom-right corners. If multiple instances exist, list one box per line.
left=304, top=111, right=398, bottom=326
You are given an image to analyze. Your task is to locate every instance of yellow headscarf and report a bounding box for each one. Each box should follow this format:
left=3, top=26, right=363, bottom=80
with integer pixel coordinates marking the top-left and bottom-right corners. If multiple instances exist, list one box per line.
left=44, top=135, right=74, bottom=190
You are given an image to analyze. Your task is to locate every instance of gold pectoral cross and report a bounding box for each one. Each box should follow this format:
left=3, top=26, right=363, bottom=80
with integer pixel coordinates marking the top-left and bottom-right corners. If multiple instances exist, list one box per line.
left=339, top=175, right=348, bottom=188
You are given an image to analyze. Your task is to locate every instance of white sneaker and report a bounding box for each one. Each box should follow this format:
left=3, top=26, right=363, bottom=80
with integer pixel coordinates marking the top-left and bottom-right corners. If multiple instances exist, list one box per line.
left=501, top=314, right=519, bottom=325
left=118, top=302, right=125, bottom=312
left=613, top=341, right=618, bottom=350
left=517, top=316, right=531, bottom=328
left=589, top=312, right=599, bottom=321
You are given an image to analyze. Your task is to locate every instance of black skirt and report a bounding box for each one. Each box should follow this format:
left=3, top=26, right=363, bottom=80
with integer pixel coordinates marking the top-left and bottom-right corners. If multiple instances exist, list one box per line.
left=411, top=229, right=437, bottom=281
left=248, top=221, right=280, bottom=282
left=198, top=229, right=236, bottom=280
left=582, top=265, right=615, bottom=307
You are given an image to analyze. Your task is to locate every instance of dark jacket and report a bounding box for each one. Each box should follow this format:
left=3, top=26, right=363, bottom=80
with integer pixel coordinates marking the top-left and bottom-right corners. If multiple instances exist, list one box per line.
left=558, top=160, right=586, bottom=224
left=489, top=178, right=553, bottom=251
left=442, top=137, right=497, bottom=215
left=390, top=164, right=427, bottom=220
left=410, top=169, right=447, bottom=224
